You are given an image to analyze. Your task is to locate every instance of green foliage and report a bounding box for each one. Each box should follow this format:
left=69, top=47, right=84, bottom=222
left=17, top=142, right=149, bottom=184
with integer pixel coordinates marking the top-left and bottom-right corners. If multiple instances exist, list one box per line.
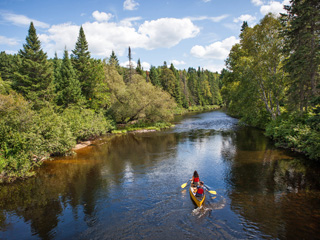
left=266, top=106, right=320, bottom=160
left=62, top=106, right=114, bottom=142
left=280, top=0, right=320, bottom=111
left=108, top=72, right=177, bottom=123
left=222, top=14, right=286, bottom=128
left=13, top=22, right=54, bottom=106
left=0, top=93, right=74, bottom=181
left=56, top=49, right=84, bottom=107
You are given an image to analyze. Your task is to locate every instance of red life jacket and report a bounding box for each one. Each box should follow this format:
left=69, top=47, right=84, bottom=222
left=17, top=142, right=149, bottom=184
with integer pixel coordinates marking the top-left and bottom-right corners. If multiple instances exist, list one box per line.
left=197, top=187, right=204, bottom=195
left=194, top=177, right=199, bottom=182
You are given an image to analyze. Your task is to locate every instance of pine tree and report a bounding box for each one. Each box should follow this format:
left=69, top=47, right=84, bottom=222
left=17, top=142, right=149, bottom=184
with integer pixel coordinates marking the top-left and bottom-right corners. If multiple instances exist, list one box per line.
left=127, top=46, right=134, bottom=83
left=57, top=49, right=83, bottom=107
left=52, top=52, right=62, bottom=92
left=136, top=58, right=143, bottom=75
left=281, top=0, right=320, bottom=111
left=71, top=26, right=92, bottom=98
left=108, top=50, right=119, bottom=67
left=149, top=66, right=161, bottom=87
left=14, top=22, right=54, bottom=105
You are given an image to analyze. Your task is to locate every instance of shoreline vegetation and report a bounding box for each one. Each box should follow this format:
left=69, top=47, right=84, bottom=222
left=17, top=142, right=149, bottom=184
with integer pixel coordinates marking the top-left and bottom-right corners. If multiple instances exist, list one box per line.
left=1, top=1, right=319, bottom=184
left=0, top=22, right=223, bottom=183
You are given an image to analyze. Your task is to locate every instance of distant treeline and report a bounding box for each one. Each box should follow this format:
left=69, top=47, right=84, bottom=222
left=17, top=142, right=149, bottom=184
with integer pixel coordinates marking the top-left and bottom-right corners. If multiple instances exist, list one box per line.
left=0, top=23, right=221, bottom=182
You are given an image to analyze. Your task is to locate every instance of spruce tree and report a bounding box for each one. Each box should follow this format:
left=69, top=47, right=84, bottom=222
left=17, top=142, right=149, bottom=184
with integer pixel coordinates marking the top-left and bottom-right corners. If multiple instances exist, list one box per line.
left=281, top=0, right=320, bottom=111
left=149, top=66, right=161, bottom=87
left=71, top=26, right=92, bottom=98
left=136, top=58, right=143, bottom=75
left=57, top=49, right=83, bottom=107
left=108, top=50, right=119, bottom=67
left=14, top=22, right=54, bottom=105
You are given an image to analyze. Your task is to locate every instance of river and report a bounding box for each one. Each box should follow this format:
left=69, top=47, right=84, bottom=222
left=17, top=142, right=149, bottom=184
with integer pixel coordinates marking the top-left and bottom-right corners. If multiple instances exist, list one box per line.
left=0, top=111, right=319, bottom=239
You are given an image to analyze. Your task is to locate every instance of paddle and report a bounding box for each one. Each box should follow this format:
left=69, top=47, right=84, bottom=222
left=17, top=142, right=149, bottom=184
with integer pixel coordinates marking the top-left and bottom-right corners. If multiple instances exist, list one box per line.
left=204, top=184, right=217, bottom=195
left=181, top=180, right=190, bottom=189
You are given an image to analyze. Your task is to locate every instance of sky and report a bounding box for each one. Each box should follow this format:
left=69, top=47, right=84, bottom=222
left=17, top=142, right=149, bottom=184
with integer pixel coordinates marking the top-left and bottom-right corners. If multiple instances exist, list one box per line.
left=0, top=0, right=290, bottom=73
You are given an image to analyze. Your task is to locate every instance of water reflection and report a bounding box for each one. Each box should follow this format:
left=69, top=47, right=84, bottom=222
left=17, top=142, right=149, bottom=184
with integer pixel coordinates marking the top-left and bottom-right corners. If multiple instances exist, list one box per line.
left=221, top=126, right=320, bottom=239
left=0, top=111, right=319, bottom=239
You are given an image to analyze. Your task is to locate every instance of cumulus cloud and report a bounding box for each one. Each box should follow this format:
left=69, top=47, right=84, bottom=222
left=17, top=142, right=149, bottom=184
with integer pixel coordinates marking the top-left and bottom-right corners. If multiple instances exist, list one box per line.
left=251, top=0, right=264, bottom=6
left=38, top=22, right=80, bottom=56
left=0, top=35, right=19, bottom=46
left=123, top=0, right=139, bottom=11
left=138, top=18, right=200, bottom=49
left=1, top=12, right=49, bottom=28
left=39, top=13, right=200, bottom=57
left=203, top=63, right=226, bottom=73
left=120, top=17, right=142, bottom=27
left=92, top=11, right=113, bottom=22
left=170, top=60, right=186, bottom=66
left=141, top=61, right=151, bottom=70
left=189, top=14, right=229, bottom=22
left=260, top=0, right=290, bottom=16
left=190, top=36, right=239, bottom=60
left=233, top=14, right=256, bottom=25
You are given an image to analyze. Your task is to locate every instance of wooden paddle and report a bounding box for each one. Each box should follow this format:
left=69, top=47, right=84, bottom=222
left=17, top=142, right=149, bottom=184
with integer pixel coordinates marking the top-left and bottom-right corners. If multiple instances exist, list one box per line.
left=181, top=180, right=190, bottom=188
left=204, top=184, right=217, bottom=195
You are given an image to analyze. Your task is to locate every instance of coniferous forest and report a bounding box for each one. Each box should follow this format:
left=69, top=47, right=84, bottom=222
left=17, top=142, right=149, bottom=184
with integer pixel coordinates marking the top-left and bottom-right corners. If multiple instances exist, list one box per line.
left=0, top=0, right=319, bottom=182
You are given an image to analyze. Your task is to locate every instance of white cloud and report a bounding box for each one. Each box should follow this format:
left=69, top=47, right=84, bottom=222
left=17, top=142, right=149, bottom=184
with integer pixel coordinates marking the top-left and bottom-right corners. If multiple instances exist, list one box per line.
left=260, top=0, right=290, bottom=16
left=202, top=0, right=211, bottom=2
left=38, top=22, right=80, bottom=56
left=1, top=13, right=49, bottom=28
left=203, top=63, right=225, bottom=73
left=141, top=61, right=151, bottom=70
left=190, top=36, right=239, bottom=60
left=0, top=35, right=19, bottom=46
left=189, top=14, right=229, bottom=22
left=233, top=14, right=257, bottom=24
left=39, top=15, right=200, bottom=57
left=123, top=0, right=139, bottom=11
left=170, top=60, right=186, bottom=66
left=92, top=11, right=113, bottom=22
left=138, top=18, right=200, bottom=49
left=120, top=17, right=142, bottom=27
left=251, top=0, right=264, bottom=6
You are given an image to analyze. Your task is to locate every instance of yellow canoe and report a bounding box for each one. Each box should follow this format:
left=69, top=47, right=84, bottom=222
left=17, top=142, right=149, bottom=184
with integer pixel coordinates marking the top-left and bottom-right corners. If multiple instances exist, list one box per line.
left=189, top=186, right=205, bottom=207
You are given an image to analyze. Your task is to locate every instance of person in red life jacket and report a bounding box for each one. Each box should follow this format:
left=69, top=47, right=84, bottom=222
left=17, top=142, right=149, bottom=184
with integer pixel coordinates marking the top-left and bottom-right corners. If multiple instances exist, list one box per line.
left=191, top=170, right=200, bottom=187
left=196, top=181, right=205, bottom=197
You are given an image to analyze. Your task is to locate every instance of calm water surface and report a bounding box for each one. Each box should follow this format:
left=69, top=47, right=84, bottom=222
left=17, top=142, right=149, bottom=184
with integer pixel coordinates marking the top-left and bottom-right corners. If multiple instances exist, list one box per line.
left=1, top=111, right=320, bottom=239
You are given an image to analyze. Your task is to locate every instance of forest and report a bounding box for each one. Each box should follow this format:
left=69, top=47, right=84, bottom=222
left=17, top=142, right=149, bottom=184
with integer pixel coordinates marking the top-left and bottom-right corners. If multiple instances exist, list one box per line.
left=221, top=0, right=319, bottom=161
left=0, top=22, right=221, bottom=182
left=0, top=0, right=319, bottom=183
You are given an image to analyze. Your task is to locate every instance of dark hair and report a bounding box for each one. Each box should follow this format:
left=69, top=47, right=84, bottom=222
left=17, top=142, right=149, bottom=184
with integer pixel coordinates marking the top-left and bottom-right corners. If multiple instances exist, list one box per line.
left=193, top=170, right=199, bottom=178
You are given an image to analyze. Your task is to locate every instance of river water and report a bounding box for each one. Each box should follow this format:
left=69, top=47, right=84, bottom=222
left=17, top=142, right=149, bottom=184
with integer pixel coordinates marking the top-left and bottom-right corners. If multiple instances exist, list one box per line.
left=0, top=111, right=319, bottom=240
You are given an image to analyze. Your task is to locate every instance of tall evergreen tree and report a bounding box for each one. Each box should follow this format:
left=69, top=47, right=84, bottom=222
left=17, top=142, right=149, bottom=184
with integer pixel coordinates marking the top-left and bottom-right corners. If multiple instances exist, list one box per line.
left=136, top=58, right=143, bottom=75
left=108, top=50, right=119, bottom=67
left=52, top=52, right=62, bottom=92
left=149, top=66, right=161, bottom=87
left=57, top=49, right=83, bottom=107
left=281, top=0, right=320, bottom=111
left=71, top=26, right=92, bottom=98
left=126, top=46, right=134, bottom=83
left=14, top=22, right=54, bottom=105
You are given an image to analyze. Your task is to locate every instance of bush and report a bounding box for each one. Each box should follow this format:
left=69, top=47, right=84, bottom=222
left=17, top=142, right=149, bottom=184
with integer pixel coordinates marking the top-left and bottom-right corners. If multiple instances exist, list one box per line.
left=62, top=106, right=114, bottom=142
left=266, top=107, right=320, bottom=160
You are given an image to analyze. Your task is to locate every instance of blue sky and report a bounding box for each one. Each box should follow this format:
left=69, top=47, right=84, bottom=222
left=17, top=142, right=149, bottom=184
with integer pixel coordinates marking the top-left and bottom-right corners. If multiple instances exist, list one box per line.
left=0, top=0, right=289, bottom=72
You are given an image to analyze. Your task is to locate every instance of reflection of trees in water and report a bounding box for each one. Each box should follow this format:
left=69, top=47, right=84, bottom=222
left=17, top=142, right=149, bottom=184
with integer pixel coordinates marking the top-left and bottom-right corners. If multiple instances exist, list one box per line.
left=0, top=132, right=178, bottom=238
left=220, top=126, right=320, bottom=239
